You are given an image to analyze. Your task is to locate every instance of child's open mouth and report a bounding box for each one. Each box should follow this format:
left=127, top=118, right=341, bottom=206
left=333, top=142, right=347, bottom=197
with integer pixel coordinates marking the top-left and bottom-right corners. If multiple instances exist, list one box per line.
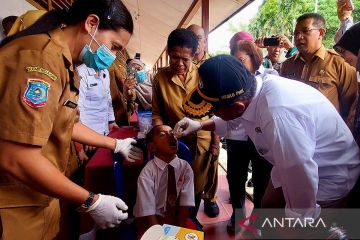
left=169, top=139, right=178, bottom=147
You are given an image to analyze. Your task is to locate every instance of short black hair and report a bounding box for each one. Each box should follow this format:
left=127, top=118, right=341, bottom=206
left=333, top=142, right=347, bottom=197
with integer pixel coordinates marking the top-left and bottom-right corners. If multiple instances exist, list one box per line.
left=297, top=13, right=326, bottom=29
left=167, top=28, right=198, bottom=56
left=145, top=125, right=163, bottom=145
left=2, top=16, right=17, bottom=29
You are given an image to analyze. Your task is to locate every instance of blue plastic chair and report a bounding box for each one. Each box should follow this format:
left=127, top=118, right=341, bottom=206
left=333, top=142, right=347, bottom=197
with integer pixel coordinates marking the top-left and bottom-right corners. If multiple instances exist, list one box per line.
left=112, top=139, right=147, bottom=240
left=113, top=152, right=125, bottom=199
left=177, top=140, right=192, bottom=165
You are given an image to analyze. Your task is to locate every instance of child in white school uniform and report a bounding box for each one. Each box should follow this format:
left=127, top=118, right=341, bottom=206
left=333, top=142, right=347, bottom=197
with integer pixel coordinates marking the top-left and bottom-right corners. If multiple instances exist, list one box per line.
left=133, top=125, right=195, bottom=237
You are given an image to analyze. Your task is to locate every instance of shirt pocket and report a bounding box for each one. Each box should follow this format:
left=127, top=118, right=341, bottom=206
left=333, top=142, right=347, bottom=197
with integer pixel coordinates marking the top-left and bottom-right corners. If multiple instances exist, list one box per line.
left=308, top=76, right=335, bottom=91
left=86, top=81, right=101, bottom=102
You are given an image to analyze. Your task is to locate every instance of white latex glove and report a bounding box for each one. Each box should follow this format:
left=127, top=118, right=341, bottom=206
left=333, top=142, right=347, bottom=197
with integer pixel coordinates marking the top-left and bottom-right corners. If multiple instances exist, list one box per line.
left=173, top=117, right=202, bottom=138
left=87, top=194, right=128, bottom=229
left=114, top=138, right=143, bottom=162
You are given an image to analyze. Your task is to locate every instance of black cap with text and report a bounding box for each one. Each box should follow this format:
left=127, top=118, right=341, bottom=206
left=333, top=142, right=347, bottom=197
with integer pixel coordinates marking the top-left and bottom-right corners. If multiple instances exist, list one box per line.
left=183, top=54, right=255, bottom=118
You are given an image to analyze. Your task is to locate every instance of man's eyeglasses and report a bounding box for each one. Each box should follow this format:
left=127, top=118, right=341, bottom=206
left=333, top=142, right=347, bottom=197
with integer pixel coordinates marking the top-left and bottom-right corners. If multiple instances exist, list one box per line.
left=292, top=28, right=321, bottom=37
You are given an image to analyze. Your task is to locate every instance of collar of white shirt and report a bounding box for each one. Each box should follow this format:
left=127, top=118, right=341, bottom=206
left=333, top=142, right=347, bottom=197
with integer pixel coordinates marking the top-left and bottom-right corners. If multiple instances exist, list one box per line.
left=153, top=155, right=180, bottom=171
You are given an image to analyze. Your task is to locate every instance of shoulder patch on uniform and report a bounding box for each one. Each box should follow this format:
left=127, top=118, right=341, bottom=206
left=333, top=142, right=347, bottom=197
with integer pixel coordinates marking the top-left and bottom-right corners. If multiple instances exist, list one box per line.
left=23, top=79, right=50, bottom=108
left=26, top=66, right=58, bottom=81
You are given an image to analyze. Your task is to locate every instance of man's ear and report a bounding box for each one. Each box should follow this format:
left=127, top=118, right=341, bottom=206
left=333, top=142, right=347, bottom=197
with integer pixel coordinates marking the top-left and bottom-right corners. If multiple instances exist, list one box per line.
left=147, top=142, right=156, bottom=152
left=319, top=28, right=326, bottom=38
left=232, top=100, right=247, bottom=115
left=84, top=14, right=100, bottom=34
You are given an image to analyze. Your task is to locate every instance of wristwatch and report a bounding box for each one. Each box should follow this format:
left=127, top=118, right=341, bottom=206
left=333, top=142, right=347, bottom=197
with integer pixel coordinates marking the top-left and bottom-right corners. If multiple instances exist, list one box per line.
left=76, top=191, right=95, bottom=212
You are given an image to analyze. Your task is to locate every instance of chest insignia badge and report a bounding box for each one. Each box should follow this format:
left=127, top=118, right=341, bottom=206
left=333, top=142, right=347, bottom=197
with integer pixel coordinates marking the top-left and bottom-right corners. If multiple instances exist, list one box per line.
left=255, top=127, right=262, bottom=133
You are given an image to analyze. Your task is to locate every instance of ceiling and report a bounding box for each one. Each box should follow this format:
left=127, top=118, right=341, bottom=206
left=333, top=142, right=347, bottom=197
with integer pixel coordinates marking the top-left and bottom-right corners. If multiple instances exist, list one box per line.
left=26, top=0, right=253, bottom=68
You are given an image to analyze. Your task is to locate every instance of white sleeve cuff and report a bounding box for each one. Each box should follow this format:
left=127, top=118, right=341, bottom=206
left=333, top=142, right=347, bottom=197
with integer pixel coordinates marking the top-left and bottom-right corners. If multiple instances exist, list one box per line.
left=284, top=204, right=321, bottom=220
left=211, top=116, right=228, bottom=137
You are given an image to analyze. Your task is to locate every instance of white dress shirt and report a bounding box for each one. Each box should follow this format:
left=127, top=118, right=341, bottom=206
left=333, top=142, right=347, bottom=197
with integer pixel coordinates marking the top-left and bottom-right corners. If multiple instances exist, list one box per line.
left=133, top=156, right=195, bottom=218
left=77, top=64, right=115, bottom=135
left=213, top=73, right=360, bottom=218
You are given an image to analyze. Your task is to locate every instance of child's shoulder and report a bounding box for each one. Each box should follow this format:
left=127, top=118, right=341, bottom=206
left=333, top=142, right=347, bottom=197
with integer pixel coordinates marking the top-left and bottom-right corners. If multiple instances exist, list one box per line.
left=139, top=159, right=158, bottom=176
left=176, top=157, right=193, bottom=172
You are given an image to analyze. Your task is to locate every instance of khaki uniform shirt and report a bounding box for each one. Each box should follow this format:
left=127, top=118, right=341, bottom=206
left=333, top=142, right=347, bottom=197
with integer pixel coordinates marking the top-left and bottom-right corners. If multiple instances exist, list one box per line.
left=280, top=46, right=358, bottom=120
left=0, top=28, right=78, bottom=207
left=108, top=58, right=130, bottom=125
left=152, top=64, right=211, bottom=193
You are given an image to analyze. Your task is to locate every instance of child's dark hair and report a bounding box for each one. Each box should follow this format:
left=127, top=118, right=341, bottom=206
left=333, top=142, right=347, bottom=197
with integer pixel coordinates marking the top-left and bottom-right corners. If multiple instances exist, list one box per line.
left=0, top=0, right=133, bottom=47
left=145, top=125, right=163, bottom=145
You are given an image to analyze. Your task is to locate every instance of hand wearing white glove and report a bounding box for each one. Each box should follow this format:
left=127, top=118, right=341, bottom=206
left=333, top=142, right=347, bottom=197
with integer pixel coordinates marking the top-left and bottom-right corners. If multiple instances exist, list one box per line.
left=87, top=194, right=128, bottom=229
left=114, top=138, right=143, bottom=162
left=173, top=117, right=202, bottom=138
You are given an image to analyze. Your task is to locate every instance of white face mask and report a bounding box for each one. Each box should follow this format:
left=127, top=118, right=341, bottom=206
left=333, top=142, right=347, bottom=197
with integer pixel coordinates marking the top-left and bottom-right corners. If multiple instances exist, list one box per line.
left=357, top=71, right=360, bottom=83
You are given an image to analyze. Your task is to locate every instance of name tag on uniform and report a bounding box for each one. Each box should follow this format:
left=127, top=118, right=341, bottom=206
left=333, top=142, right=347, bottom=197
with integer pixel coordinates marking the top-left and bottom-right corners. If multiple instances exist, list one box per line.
left=64, top=99, right=77, bottom=109
left=90, top=83, right=98, bottom=87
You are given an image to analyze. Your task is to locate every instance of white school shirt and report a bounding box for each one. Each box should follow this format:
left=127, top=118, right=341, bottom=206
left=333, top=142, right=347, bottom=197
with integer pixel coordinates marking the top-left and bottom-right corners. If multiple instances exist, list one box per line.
left=213, top=73, right=360, bottom=218
left=133, top=156, right=195, bottom=218
left=77, top=64, right=115, bottom=135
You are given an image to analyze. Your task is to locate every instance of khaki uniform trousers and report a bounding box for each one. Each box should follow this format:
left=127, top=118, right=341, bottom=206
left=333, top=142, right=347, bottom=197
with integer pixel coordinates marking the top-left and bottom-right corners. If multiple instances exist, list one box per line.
left=0, top=198, right=60, bottom=240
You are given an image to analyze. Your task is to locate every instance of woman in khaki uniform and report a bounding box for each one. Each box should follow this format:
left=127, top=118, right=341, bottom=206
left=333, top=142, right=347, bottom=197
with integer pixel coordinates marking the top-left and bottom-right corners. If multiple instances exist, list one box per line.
left=0, top=0, right=142, bottom=239
left=152, top=28, right=219, bottom=219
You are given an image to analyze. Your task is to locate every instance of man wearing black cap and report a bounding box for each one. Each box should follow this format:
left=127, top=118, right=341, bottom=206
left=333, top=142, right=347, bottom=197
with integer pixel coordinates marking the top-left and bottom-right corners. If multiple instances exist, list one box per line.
left=175, top=55, right=360, bottom=232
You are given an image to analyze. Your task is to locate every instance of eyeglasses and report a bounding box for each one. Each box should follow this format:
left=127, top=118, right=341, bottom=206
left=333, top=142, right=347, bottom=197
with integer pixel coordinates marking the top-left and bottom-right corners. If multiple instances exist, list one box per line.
left=292, top=28, right=321, bottom=38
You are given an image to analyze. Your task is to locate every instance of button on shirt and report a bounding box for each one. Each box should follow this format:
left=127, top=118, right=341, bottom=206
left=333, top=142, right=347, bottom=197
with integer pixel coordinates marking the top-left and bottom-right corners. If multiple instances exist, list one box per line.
left=213, top=73, right=360, bottom=218
left=133, top=156, right=195, bottom=218
left=77, top=64, right=115, bottom=135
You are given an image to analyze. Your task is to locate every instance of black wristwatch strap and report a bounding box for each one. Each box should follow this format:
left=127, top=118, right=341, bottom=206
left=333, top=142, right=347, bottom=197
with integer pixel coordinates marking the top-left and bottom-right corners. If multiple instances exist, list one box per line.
left=77, top=192, right=95, bottom=212
left=83, top=192, right=95, bottom=208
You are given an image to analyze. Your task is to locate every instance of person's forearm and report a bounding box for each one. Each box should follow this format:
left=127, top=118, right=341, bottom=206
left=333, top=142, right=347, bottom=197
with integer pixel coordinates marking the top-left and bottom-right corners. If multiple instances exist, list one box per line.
left=0, top=139, right=89, bottom=205
left=146, top=215, right=159, bottom=226
left=211, top=131, right=220, bottom=144
left=178, top=206, right=191, bottom=227
left=200, top=119, right=216, bottom=131
left=72, top=122, right=116, bottom=150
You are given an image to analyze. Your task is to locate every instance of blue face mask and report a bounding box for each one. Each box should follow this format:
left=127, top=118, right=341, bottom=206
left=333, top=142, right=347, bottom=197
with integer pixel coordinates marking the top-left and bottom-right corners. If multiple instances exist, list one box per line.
left=135, top=69, right=147, bottom=83
left=79, top=25, right=116, bottom=70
